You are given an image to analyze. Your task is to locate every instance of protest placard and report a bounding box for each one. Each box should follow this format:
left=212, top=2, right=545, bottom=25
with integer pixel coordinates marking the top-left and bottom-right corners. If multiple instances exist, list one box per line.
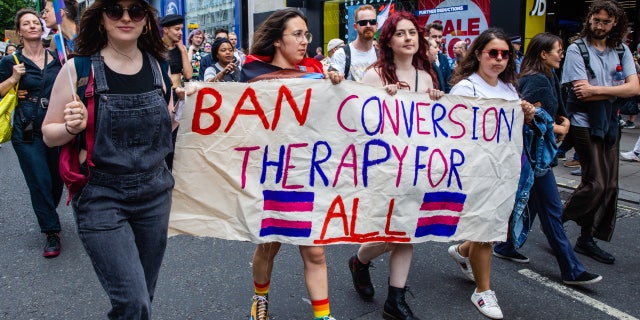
left=169, top=79, right=523, bottom=245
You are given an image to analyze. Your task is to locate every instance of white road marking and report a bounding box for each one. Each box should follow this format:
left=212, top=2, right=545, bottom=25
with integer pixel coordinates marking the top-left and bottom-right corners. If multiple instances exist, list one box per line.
left=519, top=269, right=639, bottom=320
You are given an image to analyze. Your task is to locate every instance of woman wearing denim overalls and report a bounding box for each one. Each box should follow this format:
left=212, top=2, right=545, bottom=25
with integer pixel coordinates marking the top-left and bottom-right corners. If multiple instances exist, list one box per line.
left=42, top=0, right=174, bottom=318
left=0, top=9, right=63, bottom=258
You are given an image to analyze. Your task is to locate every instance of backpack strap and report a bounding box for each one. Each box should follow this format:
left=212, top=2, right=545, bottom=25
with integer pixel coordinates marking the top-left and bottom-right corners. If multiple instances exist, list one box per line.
left=615, top=45, right=625, bottom=65
left=84, top=68, right=95, bottom=169
left=574, top=38, right=596, bottom=79
left=343, top=44, right=351, bottom=80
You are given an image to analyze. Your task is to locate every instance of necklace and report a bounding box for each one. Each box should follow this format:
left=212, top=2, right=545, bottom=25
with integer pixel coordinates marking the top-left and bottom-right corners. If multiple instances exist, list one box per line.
left=108, top=43, right=137, bottom=61
left=24, top=50, right=45, bottom=63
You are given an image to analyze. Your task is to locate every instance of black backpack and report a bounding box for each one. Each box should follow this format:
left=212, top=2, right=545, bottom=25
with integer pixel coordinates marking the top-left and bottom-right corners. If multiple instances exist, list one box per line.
left=561, top=38, right=626, bottom=102
left=342, top=44, right=379, bottom=79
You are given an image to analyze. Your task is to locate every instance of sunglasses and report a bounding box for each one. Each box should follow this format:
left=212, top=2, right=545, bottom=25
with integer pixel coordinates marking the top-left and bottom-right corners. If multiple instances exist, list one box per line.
left=103, top=4, right=147, bottom=22
left=356, top=19, right=377, bottom=26
left=481, top=49, right=512, bottom=59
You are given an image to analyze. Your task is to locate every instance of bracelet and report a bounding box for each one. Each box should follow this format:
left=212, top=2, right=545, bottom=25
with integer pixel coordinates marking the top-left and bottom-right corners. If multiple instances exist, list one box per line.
left=65, top=122, right=82, bottom=135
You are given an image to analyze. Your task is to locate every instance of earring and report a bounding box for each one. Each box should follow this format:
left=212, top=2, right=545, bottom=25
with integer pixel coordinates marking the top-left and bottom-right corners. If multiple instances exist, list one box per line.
left=142, top=25, right=149, bottom=35
left=98, top=24, right=105, bottom=33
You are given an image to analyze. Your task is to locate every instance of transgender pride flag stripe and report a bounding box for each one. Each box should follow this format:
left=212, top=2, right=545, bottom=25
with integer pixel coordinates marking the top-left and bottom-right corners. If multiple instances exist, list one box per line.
left=420, top=191, right=467, bottom=212
left=260, top=190, right=315, bottom=237
left=259, top=218, right=312, bottom=237
left=263, top=190, right=314, bottom=212
left=415, top=191, right=467, bottom=238
left=415, top=215, right=461, bottom=237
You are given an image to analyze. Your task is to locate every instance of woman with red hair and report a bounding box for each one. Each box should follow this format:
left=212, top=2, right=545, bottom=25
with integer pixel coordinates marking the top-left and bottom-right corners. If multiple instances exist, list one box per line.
left=347, top=11, right=443, bottom=320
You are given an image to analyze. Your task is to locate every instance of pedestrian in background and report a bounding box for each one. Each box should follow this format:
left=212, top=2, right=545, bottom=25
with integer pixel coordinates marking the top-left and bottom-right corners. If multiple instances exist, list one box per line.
left=493, top=32, right=602, bottom=286
left=187, top=29, right=205, bottom=81
left=330, top=4, right=379, bottom=82
left=42, top=0, right=174, bottom=317
left=447, top=28, right=535, bottom=320
left=561, top=0, right=640, bottom=265
left=349, top=11, right=443, bottom=320
left=0, top=8, right=63, bottom=258
left=425, top=22, right=452, bottom=92
left=240, top=8, right=341, bottom=320
left=320, top=38, right=344, bottom=75
left=203, top=37, right=239, bottom=82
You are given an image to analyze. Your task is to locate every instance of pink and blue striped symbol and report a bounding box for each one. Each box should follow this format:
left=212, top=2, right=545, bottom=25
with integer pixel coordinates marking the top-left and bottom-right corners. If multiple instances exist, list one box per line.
left=415, top=191, right=467, bottom=237
left=260, top=190, right=314, bottom=237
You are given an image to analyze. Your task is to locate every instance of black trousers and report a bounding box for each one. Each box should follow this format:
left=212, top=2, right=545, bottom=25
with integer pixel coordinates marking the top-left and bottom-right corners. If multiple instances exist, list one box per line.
left=562, top=126, right=619, bottom=241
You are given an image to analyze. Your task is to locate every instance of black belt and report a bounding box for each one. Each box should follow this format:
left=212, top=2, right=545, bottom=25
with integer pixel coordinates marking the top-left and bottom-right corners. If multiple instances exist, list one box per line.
left=19, top=96, right=39, bottom=103
left=19, top=97, right=49, bottom=108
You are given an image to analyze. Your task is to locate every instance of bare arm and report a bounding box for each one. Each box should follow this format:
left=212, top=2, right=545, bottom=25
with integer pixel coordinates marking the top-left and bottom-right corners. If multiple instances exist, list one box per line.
left=572, top=74, right=640, bottom=101
left=178, top=42, right=193, bottom=80
left=42, top=59, right=86, bottom=147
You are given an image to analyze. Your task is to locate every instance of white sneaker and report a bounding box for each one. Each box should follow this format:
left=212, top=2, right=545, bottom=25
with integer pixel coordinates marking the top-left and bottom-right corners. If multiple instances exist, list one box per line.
left=447, top=244, right=475, bottom=281
left=471, top=289, right=503, bottom=319
left=620, top=150, right=640, bottom=162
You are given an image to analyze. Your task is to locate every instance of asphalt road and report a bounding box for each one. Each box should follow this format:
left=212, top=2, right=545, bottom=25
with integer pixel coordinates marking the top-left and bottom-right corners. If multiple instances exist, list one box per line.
left=1, top=142, right=639, bottom=320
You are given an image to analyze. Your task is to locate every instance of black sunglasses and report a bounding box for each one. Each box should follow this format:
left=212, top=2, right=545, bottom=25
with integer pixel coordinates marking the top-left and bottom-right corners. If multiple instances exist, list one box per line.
left=103, top=4, right=147, bottom=22
left=481, top=49, right=512, bottom=59
left=356, top=19, right=377, bottom=26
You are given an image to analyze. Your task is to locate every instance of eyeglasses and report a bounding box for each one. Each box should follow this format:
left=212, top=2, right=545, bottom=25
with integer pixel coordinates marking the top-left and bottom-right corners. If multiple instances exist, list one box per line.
left=482, top=49, right=512, bottom=59
left=205, top=45, right=212, bottom=48
left=103, top=4, right=147, bottom=22
left=591, top=18, right=613, bottom=26
left=284, top=30, right=312, bottom=43
left=356, top=19, right=377, bottom=26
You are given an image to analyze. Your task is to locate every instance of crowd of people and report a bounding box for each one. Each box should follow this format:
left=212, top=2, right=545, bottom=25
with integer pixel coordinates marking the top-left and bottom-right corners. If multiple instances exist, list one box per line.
left=1, top=0, right=639, bottom=319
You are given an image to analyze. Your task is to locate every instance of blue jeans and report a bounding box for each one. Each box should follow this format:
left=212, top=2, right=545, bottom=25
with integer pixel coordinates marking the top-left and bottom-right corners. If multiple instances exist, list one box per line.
left=497, top=170, right=585, bottom=281
left=11, top=102, right=63, bottom=233
left=72, top=165, right=173, bottom=320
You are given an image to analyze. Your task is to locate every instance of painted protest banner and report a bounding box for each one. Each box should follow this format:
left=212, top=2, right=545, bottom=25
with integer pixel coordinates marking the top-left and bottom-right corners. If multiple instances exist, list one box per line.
left=169, top=79, right=523, bottom=245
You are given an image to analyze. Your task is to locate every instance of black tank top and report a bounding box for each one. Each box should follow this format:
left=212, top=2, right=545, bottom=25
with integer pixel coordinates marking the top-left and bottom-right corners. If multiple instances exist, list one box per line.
left=103, top=53, right=155, bottom=94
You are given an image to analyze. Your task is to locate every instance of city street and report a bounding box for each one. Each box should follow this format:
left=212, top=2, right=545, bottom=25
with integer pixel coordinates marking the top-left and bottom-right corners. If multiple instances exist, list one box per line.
left=1, top=129, right=639, bottom=319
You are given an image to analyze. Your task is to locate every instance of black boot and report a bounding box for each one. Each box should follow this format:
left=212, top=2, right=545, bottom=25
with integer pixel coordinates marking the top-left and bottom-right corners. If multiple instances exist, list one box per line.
left=383, top=286, right=419, bottom=320
left=348, top=255, right=374, bottom=300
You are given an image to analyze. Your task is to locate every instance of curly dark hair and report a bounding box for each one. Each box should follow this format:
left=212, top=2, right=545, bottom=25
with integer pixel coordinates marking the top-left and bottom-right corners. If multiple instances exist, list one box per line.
left=249, top=8, right=307, bottom=58
left=450, top=28, right=517, bottom=87
left=75, top=0, right=166, bottom=62
left=579, top=0, right=628, bottom=48
left=369, top=11, right=437, bottom=88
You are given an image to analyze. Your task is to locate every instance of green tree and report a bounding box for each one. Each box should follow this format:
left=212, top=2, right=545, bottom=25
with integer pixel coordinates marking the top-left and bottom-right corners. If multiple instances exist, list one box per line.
left=1, top=0, right=38, bottom=40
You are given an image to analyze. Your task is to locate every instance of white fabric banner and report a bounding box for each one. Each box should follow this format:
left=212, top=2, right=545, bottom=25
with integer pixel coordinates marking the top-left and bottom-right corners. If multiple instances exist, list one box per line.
left=169, top=79, right=523, bottom=245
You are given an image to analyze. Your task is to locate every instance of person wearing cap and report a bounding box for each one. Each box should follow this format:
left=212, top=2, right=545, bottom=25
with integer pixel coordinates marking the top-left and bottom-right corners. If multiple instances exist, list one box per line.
left=511, top=36, right=524, bottom=73
left=321, top=38, right=344, bottom=74
left=160, top=13, right=192, bottom=87
left=203, top=37, right=239, bottom=82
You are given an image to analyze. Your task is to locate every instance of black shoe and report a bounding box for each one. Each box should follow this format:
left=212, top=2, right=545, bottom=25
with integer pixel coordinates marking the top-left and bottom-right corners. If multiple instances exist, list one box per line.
left=563, top=271, right=603, bottom=285
left=348, top=255, right=374, bottom=300
left=43, top=233, right=61, bottom=258
left=574, top=237, right=615, bottom=264
left=383, top=286, right=419, bottom=320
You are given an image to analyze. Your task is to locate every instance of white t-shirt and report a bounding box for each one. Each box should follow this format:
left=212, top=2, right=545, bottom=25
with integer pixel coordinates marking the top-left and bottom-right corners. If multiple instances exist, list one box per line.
left=450, top=73, right=519, bottom=100
left=330, top=43, right=377, bottom=82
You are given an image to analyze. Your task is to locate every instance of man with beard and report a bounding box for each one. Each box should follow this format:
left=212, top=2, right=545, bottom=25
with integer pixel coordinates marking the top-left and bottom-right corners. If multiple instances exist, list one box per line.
left=426, top=22, right=451, bottom=92
left=160, top=14, right=193, bottom=88
left=561, top=0, right=640, bottom=264
left=187, top=29, right=206, bottom=81
left=330, top=4, right=378, bottom=82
